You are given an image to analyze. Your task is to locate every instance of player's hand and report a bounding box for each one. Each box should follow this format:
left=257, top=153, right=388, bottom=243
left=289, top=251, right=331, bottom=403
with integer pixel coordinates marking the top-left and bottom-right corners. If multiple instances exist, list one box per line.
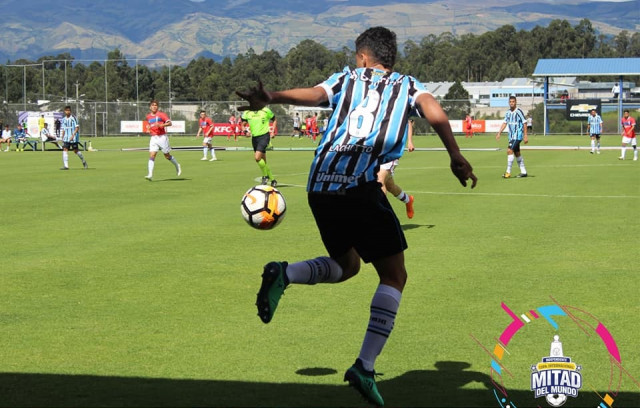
left=450, top=152, right=478, bottom=189
left=407, top=141, right=415, bottom=152
left=495, top=133, right=501, bottom=141
left=524, top=136, right=529, bottom=144
left=236, top=80, right=270, bottom=111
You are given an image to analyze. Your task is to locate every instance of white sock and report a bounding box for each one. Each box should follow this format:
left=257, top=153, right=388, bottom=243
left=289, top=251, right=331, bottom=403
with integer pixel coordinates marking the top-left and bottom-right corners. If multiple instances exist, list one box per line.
left=590, top=140, right=595, bottom=151
left=76, top=151, right=86, bottom=165
left=516, top=156, right=526, bottom=174
left=395, top=191, right=409, bottom=204
left=169, top=156, right=179, bottom=170
left=506, top=154, right=515, bottom=173
left=621, top=147, right=626, bottom=158
left=286, top=257, right=343, bottom=284
left=358, top=284, right=402, bottom=371
left=597, top=141, right=600, bottom=151
left=63, top=151, right=69, bottom=168
left=148, top=159, right=155, bottom=175
left=203, top=146, right=208, bottom=158
left=634, top=146, right=638, bottom=158
left=210, top=147, right=217, bottom=159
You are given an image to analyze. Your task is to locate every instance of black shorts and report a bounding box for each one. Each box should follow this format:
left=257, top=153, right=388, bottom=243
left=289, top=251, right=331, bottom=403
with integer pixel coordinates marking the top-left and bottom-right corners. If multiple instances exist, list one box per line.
left=590, top=133, right=601, bottom=140
left=63, top=142, right=80, bottom=150
left=308, top=181, right=407, bottom=263
left=508, top=139, right=522, bottom=153
left=252, top=133, right=270, bottom=153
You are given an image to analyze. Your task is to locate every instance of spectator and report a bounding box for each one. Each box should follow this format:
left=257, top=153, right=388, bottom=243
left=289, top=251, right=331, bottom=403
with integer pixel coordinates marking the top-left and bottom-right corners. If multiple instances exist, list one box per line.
left=0, top=124, right=11, bottom=151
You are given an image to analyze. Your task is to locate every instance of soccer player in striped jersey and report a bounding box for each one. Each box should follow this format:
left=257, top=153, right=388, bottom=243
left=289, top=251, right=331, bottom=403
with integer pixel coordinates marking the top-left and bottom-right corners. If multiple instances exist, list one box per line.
left=496, top=96, right=528, bottom=178
left=60, top=106, right=88, bottom=170
left=237, top=26, right=476, bottom=406
left=197, top=110, right=217, bottom=161
left=587, top=109, right=603, bottom=154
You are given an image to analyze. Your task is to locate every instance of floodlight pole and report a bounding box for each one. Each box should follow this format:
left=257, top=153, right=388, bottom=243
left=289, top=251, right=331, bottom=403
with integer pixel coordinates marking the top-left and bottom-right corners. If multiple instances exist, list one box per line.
left=543, top=77, right=549, bottom=136
left=617, top=76, right=623, bottom=134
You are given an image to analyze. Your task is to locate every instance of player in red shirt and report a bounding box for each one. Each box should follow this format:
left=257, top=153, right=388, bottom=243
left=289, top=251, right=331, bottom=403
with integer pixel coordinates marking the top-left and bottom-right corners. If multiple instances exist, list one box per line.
left=145, top=100, right=181, bottom=181
left=310, top=112, right=319, bottom=141
left=197, top=110, right=217, bottom=161
left=229, top=113, right=237, bottom=141
left=464, top=114, right=473, bottom=138
left=619, top=109, right=637, bottom=161
left=305, top=115, right=313, bottom=138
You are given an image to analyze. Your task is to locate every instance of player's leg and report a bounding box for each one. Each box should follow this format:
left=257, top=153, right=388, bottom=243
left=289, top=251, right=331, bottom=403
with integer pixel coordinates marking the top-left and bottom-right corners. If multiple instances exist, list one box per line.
left=74, top=146, right=88, bottom=169
left=201, top=140, right=209, bottom=160
left=209, top=142, right=217, bottom=161
left=61, top=145, right=70, bottom=169
left=515, top=143, right=527, bottom=177
left=590, top=135, right=596, bottom=153
left=253, top=134, right=274, bottom=184
left=596, top=135, right=601, bottom=154
left=632, top=138, right=638, bottom=160
left=619, top=140, right=627, bottom=160
left=503, top=145, right=515, bottom=178
left=147, top=150, right=157, bottom=179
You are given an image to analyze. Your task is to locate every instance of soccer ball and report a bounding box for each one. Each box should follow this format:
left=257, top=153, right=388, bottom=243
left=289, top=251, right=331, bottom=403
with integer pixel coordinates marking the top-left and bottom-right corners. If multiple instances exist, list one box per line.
left=240, top=185, right=286, bottom=230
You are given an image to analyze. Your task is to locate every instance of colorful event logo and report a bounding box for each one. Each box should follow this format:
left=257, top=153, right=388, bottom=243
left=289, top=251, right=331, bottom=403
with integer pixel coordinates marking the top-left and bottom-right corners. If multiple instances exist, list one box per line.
left=531, top=335, right=582, bottom=406
left=471, top=298, right=640, bottom=407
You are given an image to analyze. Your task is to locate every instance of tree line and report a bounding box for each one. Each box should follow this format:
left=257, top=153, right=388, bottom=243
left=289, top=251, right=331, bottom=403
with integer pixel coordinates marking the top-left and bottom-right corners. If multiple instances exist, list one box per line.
left=1, top=19, right=639, bottom=106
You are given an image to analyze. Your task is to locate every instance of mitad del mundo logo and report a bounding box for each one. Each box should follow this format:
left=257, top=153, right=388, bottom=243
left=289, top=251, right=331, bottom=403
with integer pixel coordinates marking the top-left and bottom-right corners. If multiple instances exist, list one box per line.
left=531, top=335, right=582, bottom=407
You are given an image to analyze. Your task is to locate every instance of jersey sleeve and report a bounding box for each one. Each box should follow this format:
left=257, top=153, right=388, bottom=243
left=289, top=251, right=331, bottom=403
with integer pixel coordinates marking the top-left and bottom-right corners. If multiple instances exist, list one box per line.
left=317, top=66, right=351, bottom=109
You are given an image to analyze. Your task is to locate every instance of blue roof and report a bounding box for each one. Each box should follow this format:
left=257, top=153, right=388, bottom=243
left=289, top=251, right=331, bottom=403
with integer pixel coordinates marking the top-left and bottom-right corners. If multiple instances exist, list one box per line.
left=533, top=58, right=640, bottom=77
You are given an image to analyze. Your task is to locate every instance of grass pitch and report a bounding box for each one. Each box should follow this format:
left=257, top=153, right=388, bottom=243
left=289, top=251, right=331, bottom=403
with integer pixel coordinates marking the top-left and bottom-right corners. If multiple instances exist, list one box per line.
left=0, top=133, right=638, bottom=407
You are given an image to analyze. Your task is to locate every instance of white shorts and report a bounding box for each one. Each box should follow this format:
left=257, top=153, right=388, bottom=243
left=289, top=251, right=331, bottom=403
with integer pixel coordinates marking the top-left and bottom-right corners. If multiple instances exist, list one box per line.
left=379, top=159, right=399, bottom=174
left=149, top=135, right=171, bottom=154
left=203, top=137, right=212, bottom=144
left=622, top=136, right=637, bottom=145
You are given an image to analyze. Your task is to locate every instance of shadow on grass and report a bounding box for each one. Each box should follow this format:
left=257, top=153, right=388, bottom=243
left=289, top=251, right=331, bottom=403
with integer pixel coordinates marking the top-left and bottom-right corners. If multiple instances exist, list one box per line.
left=0, top=361, right=638, bottom=407
left=402, top=223, right=435, bottom=231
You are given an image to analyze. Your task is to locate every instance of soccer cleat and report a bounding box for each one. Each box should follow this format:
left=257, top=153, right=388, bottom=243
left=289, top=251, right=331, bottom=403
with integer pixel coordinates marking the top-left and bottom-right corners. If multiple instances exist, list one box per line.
left=597, top=150, right=601, bottom=155
left=344, top=359, right=384, bottom=407
left=83, top=162, right=88, bottom=169
left=261, top=176, right=269, bottom=185
left=590, top=151, right=594, bottom=154
left=256, top=261, right=289, bottom=324
left=201, top=157, right=208, bottom=161
left=145, top=174, right=153, bottom=181
left=634, top=156, right=638, bottom=161
left=270, top=179, right=278, bottom=187
left=209, top=157, right=217, bottom=161
left=516, top=173, right=527, bottom=178
left=60, top=167, right=69, bottom=170
left=177, top=163, right=182, bottom=176
left=405, top=195, right=414, bottom=219
left=502, top=172, right=511, bottom=178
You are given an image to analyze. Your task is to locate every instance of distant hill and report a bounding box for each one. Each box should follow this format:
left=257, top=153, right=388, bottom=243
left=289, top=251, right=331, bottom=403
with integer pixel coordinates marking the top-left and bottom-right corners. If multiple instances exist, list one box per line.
left=0, top=0, right=636, bottom=65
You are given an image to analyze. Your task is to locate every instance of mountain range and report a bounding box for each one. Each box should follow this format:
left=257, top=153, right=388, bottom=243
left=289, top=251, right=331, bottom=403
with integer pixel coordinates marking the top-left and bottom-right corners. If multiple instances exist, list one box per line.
left=0, top=0, right=637, bottom=65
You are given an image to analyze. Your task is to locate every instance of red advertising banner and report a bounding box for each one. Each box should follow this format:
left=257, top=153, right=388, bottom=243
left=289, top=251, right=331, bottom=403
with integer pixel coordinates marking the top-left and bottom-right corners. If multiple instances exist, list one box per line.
left=471, top=120, right=485, bottom=133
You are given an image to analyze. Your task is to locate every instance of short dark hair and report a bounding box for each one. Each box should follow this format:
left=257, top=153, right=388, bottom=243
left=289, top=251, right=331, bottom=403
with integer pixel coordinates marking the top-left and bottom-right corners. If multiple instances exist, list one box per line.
left=624, top=109, right=630, bottom=113
left=200, top=110, right=206, bottom=114
left=150, top=100, right=159, bottom=106
left=509, top=96, right=517, bottom=101
left=355, top=26, right=397, bottom=69
left=64, top=105, right=71, bottom=110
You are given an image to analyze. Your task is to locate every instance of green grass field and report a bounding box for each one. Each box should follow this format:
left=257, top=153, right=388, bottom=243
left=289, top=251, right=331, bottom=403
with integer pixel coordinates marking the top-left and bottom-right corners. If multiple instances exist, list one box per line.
left=0, top=133, right=638, bottom=407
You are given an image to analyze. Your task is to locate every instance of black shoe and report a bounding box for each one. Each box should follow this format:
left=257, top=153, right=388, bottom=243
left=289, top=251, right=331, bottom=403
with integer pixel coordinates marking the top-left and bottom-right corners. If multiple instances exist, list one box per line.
left=344, top=359, right=384, bottom=406
left=60, top=167, right=69, bottom=170
left=270, top=179, right=278, bottom=187
left=260, top=176, right=269, bottom=185
left=516, top=173, right=528, bottom=178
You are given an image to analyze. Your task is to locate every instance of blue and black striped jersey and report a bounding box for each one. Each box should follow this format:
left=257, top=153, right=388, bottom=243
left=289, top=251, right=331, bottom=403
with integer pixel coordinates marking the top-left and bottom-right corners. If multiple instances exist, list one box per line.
left=61, top=115, right=79, bottom=143
left=587, top=114, right=603, bottom=134
left=308, top=66, right=429, bottom=193
left=503, top=108, right=526, bottom=141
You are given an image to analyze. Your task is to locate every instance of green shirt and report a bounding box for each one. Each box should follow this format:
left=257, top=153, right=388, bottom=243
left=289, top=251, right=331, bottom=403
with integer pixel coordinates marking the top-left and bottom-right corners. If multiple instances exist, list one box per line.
left=242, top=107, right=274, bottom=137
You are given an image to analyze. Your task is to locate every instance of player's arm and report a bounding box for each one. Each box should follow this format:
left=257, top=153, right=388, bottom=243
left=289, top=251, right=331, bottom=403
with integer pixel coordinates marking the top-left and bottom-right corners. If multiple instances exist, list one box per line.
left=236, top=80, right=328, bottom=110
left=407, top=120, right=415, bottom=152
left=416, top=93, right=477, bottom=188
left=496, top=122, right=506, bottom=139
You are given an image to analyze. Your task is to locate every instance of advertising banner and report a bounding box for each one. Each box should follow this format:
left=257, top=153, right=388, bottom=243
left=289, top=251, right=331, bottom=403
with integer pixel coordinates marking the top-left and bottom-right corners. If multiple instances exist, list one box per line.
left=566, top=99, right=601, bottom=121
